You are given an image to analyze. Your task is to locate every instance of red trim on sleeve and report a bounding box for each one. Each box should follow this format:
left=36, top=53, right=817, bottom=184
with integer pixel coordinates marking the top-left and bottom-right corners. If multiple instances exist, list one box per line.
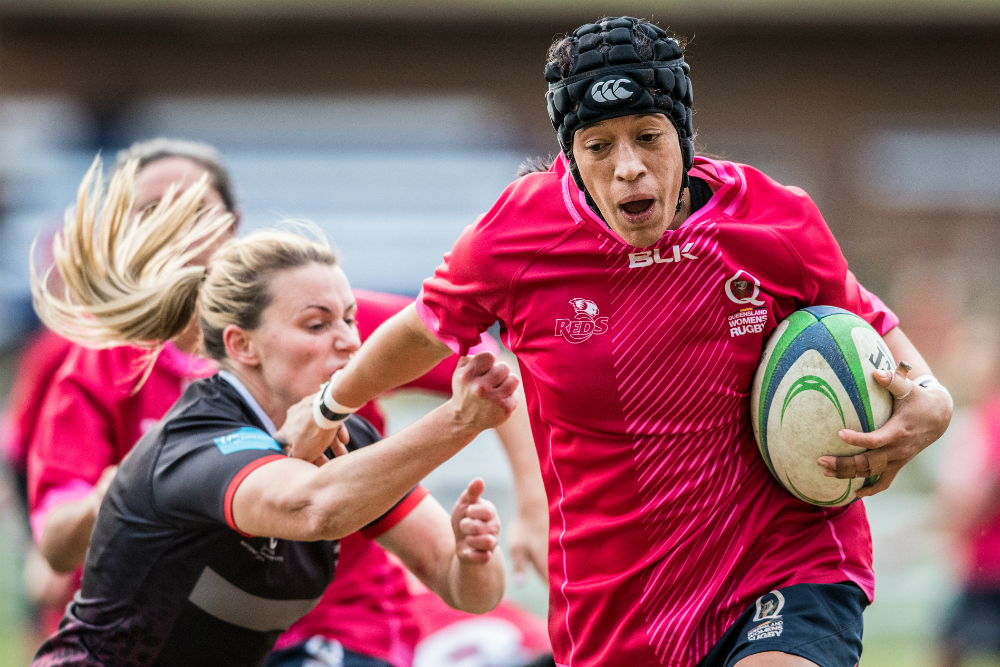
left=224, top=454, right=286, bottom=537
left=360, top=485, right=430, bottom=539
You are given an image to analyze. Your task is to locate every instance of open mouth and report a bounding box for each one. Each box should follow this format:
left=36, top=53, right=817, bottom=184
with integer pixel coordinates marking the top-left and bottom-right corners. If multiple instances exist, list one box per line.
left=620, top=199, right=654, bottom=216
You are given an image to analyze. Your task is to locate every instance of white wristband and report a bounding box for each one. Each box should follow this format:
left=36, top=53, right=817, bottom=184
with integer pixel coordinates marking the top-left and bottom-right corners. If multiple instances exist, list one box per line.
left=312, top=371, right=360, bottom=430
left=911, top=374, right=952, bottom=400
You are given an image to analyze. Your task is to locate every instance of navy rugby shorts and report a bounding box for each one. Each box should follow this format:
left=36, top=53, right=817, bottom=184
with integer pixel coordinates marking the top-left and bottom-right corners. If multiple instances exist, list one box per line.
left=266, top=636, right=394, bottom=667
left=696, top=582, right=867, bottom=667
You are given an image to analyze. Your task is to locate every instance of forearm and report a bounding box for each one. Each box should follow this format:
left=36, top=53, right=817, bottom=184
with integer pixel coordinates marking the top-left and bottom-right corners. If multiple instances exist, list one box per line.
left=882, top=327, right=932, bottom=377
left=444, top=549, right=506, bottom=614
left=300, top=402, right=483, bottom=539
left=40, top=497, right=100, bottom=573
left=495, top=402, right=547, bottom=516
left=333, top=304, right=452, bottom=409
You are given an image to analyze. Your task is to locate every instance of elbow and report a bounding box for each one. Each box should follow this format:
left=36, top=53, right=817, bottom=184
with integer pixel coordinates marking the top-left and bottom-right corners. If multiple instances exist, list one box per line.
left=39, top=541, right=81, bottom=574
left=297, top=493, right=357, bottom=541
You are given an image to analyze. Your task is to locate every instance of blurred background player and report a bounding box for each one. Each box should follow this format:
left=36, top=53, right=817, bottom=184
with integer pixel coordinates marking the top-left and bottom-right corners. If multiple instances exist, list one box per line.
left=17, top=138, right=552, bottom=666
left=937, top=387, right=1000, bottom=667
left=314, top=16, right=954, bottom=667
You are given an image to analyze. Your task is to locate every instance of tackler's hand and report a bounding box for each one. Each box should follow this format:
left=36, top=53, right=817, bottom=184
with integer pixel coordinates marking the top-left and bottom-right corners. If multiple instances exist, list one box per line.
left=278, top=392, right=350, bottom=465
left=452, top=478, right=501, bottom=564
left=818, top=361, right=953, bottom=498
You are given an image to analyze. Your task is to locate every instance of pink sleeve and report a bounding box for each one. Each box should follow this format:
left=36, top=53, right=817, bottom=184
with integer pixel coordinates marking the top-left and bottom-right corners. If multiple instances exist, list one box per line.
left=855, top=282, right=899, bottom=336
left=27, top=349, right=120, bottom=512
left=417, top=220, right=510, bottom=356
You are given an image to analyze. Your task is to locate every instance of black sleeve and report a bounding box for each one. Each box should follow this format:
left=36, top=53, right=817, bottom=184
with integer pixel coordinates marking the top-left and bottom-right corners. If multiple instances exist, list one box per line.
left=153, top=423, right=287, bottom=532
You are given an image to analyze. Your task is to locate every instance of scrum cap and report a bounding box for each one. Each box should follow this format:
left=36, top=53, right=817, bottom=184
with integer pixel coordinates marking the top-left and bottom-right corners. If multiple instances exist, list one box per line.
left=545, top=17, right=694, bottom=190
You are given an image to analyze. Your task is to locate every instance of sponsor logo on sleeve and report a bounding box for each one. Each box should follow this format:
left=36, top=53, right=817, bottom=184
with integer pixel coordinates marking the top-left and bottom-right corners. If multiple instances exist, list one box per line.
left=725, top=270, right=765, bottom=306
left=214, top=427, right=283, bottom=455
left=555, top=298, right=609, bottom=344
left=727, top=307, right=768, bottom=338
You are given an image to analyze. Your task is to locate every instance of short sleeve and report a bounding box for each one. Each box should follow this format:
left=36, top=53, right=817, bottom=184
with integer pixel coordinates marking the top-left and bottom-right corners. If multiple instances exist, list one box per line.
left=153, top=425, right=285, bottom=535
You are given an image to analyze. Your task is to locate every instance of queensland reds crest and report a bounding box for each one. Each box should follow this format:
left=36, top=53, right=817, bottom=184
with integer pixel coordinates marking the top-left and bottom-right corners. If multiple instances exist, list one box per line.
left=555, top=298, right=609, bottom=344
left=725, top=270, right=765, bottom=306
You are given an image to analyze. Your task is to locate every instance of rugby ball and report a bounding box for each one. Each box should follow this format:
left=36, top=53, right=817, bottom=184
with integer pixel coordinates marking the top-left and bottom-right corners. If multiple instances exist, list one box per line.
left=750, top=306, right=895, bottom=506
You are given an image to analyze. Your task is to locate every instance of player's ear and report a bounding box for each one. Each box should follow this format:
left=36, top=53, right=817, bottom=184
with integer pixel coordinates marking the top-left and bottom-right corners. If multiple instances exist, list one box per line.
left=223, top=324, right=260, bottom=366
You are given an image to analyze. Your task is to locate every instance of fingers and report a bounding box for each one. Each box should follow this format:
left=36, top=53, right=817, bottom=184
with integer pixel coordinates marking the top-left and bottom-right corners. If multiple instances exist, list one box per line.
left=818, top=447, right=889, bottom=479
left=465, top=477, right=486, bottom=501
left=875, top=361, right=913, bottom=400
left=455, top=478, right=500, bottom=560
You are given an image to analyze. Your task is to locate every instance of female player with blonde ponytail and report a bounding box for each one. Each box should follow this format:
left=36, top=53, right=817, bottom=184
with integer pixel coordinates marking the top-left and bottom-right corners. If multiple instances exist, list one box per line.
left=31, top=157, right=517, bottom=667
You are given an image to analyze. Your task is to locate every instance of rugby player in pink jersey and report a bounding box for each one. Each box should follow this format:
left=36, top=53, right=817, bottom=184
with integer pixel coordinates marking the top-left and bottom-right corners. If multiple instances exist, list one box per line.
left=307, top=17, right=954, bottom=667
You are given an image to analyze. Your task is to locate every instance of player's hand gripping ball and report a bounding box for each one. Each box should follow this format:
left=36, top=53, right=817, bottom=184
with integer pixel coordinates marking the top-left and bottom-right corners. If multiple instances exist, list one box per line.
left=750, top=306, right=896, bottom=506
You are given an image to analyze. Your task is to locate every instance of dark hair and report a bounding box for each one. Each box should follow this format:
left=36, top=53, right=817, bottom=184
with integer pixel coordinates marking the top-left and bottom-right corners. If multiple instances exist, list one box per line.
left=113, top=138, right=238, bottom=213
left=516, top=155, right=556, bottom=178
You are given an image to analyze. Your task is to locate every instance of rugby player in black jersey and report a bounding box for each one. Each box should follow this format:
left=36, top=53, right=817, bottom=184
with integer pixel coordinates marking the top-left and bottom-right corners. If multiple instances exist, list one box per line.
left=30, top=159, right=518, bottom=667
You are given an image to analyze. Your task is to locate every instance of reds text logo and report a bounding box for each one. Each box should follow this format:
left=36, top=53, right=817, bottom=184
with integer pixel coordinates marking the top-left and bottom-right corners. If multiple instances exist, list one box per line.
left=554, top=298, right=609, bottom=344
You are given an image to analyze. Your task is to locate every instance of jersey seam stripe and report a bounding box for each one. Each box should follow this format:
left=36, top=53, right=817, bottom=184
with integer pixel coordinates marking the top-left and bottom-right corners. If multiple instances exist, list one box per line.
left=224, top=454, right=287, bottom=537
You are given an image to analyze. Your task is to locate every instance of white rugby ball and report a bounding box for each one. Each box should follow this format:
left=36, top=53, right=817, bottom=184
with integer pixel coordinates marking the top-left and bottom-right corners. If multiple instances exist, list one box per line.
left=750, top=306, right=895, bottom=506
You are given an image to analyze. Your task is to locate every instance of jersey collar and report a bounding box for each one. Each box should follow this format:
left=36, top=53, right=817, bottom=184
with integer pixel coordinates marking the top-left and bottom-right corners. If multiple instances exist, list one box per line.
left=218, top=370, right=278, bottom=437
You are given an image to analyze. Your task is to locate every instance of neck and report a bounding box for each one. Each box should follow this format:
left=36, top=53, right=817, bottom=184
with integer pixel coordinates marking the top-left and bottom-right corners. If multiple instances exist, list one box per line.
left=668, top=186, right=692, bottom=231
left=222, top=364, right=289, bottom=430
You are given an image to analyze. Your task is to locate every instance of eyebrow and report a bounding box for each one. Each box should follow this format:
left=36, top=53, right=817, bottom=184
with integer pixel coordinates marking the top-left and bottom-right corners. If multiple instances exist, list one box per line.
left=302, top=302, right=357, bottom=314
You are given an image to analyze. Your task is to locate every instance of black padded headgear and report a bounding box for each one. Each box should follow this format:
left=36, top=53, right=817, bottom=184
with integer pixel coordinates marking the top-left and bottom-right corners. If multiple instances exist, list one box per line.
left=545, top=17, right=694, bottom=194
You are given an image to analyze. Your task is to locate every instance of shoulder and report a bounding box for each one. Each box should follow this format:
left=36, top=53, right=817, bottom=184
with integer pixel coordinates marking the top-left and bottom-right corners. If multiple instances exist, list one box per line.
left=44, top=344, right=154, bottom=408
left=693, top=157, right=822, bottom=228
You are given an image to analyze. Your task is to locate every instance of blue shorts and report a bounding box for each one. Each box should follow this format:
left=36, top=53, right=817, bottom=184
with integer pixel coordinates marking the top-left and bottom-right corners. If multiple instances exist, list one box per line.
left=266, top=636, right=394, bottom=667
left=695, top=582, right=867, bottom=667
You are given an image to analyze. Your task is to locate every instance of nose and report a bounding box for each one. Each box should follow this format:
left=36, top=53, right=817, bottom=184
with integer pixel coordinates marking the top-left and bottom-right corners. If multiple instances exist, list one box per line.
left=335, top=325, right=361, bottom=355
left=614, top=140, right=646, bottom=182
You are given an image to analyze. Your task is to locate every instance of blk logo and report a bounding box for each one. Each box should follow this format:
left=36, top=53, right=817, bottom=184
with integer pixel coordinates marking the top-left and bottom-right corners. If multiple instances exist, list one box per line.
left=629, top=243, right=698, bottom=268
left=555, top=298, right=609, bottom=344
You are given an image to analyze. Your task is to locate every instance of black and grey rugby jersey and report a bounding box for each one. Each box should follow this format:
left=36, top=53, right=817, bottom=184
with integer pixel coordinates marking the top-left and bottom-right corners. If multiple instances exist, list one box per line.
left=33, top=373, right=421, bottom=667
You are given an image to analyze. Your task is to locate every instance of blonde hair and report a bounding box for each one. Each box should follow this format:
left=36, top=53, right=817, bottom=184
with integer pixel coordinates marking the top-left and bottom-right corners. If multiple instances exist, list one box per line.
left=32, top=156, right=338, bottom=364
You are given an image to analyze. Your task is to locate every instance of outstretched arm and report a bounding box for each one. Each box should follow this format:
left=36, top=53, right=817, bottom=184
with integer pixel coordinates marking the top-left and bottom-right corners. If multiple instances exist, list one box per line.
left=377, top=479, right=505, bottom=614
left=819, top=327, right=953, bottom=497
left=231, top=352, right=518, bottom=541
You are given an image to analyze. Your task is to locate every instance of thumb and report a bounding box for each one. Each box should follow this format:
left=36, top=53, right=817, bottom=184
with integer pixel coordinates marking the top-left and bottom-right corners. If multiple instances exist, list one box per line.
left=875, top=360, right=912, bottom=400
left=458, top=478, right=485, bottom=509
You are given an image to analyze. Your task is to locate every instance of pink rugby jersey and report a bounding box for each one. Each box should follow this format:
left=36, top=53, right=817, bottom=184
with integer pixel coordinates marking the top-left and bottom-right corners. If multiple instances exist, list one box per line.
left=417, top=154, right=898, bottom=667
